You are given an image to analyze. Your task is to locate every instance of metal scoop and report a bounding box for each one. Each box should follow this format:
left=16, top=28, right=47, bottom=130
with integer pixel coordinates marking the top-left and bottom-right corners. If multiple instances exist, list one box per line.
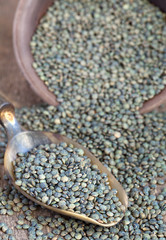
left=0, top=101, right=128, bottom=227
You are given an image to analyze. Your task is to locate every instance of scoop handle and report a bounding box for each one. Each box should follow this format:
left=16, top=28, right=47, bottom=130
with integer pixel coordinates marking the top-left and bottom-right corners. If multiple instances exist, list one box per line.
left=0, top=98, right=22, bottom=141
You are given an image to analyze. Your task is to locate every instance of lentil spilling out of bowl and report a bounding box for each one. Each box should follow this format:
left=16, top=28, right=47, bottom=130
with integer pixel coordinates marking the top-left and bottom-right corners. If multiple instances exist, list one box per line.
left=31, top=0, right=166, bottom=110
left=14, top=142, right=125, bottom=224
left=1, top=110, right=166, bottom=239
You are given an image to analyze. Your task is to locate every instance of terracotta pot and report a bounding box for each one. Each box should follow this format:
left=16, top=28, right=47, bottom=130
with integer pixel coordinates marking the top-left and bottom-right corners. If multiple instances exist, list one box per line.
left=13, top=0, right=166, bottom=113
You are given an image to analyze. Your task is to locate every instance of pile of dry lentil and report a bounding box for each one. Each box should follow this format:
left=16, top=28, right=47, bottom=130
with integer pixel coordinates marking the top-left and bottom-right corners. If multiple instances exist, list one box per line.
left=14, top=142, right=125, bottom=224
left=31, top=0, right=166, bottom=109
left=0, top=0, right=166, bottom=239
left=0, top=110, right=166, bottom=239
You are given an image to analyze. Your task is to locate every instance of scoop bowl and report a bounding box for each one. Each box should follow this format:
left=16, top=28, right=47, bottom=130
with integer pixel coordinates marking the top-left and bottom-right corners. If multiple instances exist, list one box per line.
left=0, top=101, right=128, bottom=227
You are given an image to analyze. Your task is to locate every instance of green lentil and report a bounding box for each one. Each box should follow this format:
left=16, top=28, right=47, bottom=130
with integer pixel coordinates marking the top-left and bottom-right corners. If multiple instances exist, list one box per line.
left=30, top=0, right=166, bottom=112
left=14, top=102, right=166, bottom=239
left=14, top=142, right=124, bottom=224
left=1, top=108, right=165, bottom=238
left=0, top=0, right=166, bottom=239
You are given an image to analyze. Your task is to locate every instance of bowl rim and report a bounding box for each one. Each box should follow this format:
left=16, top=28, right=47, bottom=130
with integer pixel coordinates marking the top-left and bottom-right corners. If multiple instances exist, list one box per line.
left=13, top=0, right=58, bottom=107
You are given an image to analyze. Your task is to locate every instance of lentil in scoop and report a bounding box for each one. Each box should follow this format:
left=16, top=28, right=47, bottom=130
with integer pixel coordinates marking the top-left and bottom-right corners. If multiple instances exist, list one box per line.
left=14, top=142, right=125, bottom=224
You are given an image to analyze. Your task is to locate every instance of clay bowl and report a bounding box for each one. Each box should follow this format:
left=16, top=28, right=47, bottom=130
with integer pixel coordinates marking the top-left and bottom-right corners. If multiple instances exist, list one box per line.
left=13, top=0, right=166, bottom=113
